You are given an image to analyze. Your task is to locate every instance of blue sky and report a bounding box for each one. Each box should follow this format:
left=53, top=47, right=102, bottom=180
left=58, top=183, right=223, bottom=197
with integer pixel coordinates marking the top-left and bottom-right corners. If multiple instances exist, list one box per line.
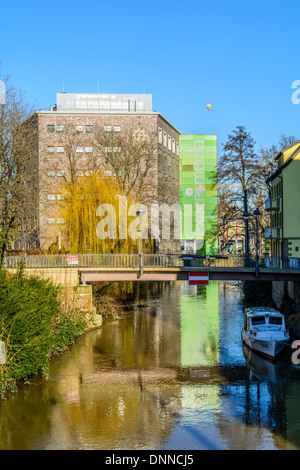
left=0, top=0, right=299, bottom=156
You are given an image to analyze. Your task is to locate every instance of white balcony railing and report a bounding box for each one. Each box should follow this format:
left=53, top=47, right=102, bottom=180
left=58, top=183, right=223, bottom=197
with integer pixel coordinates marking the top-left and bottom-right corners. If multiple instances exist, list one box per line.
left=265, top=197, right=280, bottom=211
left=265, top=227, right=281, bottom=238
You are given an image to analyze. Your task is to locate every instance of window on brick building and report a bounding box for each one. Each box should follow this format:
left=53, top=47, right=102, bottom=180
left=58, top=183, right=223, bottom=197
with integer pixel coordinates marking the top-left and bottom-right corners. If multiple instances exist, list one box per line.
left=57, top=146, right=64, bottom=153
left=48, top=218, right=55, bottom=224
left=47, top=195, right=55, bottom=200
left=47, top=146, right=55, bottom=152
left=163, top=132, right=167, bottom=147
left=85, top=146, right=93, bottom=153
left=57, top=218, right=65, bottom=224
left=56, top=125, right=64, bottom=132
left=104, top=125, right=112, bottom=132
left=85, top=125, right=93, bottom=132
left=168, top=135, right=172, bottom=151
left=57, top=194, right=63, bottom=200
left=176, top=142, right=179, bottom=156
left=47, top=125, right=55, bottom=132
left=158, top=128, right=162, bottom=144
left=76, top=146, right=84, bottom=153
left=48, top=170, right=55, bottom=176
left=114, top=125, right=121, bottom=132
left=76, top=125, right=83, bottom=131
left=57, top=170, right=65, bottom=177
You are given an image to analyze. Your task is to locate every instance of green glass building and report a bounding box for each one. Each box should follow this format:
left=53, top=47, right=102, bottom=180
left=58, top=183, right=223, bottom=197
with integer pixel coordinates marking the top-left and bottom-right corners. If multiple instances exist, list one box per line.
left=180, top=134, right=218, bottom=255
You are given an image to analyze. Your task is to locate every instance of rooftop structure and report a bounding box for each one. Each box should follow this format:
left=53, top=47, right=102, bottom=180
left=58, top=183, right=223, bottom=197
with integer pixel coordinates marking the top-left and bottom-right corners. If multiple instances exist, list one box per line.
left=54, top=93, right=153, bottom=113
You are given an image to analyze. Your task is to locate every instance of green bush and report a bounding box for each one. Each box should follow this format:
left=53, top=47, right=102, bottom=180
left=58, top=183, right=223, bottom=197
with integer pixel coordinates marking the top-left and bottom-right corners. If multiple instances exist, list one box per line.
left=0, top=267, right=88, bottom=397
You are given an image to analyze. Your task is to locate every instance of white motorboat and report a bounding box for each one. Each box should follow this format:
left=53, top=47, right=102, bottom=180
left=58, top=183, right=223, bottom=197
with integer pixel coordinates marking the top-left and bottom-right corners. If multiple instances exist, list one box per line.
left=241, top=307, right=289, bottom=359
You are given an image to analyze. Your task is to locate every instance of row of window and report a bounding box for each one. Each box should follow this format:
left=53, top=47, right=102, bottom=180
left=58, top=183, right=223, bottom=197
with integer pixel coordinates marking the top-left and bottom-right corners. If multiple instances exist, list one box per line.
left=271, top=181, right=282, bottom=199
left=158, top=127, right=179, bottom=156
left=104, top=125, right=121, bottom=132
left=47, top=125, right=93, bottom=132
left=48, top=218, right=65, bottom=224
left=47, top=124, right=121, bottom=133
left=47, top=146, right=93, bottom=153
left=46, top=146, right=123, bottom=153
left=47, top=124, right=179, bottom=155
left=47, top=194, right=63, bottom=200
left=271, top=212, right=282, bottom=228
left=48, top=170, right=65, bottom=177
left=47, top=169, right=121, bottom=178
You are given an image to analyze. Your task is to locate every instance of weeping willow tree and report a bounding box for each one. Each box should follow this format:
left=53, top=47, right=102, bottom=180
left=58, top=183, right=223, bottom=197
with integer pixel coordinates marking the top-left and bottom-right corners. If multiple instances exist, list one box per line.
left=58, top=171, right=155, bottom=303
left=59, top=171, right=154, bottom=255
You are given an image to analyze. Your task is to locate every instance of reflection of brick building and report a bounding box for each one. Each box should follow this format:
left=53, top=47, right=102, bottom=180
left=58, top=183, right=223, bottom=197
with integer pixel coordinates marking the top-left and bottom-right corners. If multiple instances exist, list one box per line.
left=25, top=93, right=181, bottom=251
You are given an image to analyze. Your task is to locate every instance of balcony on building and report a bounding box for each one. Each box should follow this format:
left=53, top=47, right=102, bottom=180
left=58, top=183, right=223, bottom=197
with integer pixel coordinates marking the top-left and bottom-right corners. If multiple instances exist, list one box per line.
left=265, top=227, right=281, bottom=238
left=265, top=197, right=280, bottom=211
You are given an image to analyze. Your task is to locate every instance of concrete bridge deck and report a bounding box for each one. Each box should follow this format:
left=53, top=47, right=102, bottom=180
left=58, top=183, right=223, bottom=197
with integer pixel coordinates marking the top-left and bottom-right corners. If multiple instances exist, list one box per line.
left=78, top=266, right=300, bottom=283
left=5, top=253, right=300, bottom=285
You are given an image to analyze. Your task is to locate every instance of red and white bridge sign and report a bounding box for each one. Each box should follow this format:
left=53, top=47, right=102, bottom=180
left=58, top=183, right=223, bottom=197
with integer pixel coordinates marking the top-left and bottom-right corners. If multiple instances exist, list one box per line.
left=188, top=272, right=209, bottom=285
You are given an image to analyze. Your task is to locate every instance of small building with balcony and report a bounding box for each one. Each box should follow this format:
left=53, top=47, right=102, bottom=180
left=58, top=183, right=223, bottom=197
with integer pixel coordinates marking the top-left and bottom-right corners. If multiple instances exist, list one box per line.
left=265, top=140, right=300, bottom=260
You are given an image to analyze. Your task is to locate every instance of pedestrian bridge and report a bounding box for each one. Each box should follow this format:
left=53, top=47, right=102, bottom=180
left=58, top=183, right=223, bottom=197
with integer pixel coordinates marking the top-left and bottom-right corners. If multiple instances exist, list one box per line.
left=5, top=253, right=300, bottom=285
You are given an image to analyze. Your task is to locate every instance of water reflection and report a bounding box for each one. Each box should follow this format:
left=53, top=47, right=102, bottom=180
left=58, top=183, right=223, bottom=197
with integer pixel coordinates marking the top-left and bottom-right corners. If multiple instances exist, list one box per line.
left=0, top=281, right=300, bottom=450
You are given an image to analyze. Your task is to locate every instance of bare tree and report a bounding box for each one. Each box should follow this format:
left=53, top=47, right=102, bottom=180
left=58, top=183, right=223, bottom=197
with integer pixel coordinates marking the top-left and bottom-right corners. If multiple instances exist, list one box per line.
left=217, top=183, right=243, bottom=253
left=0, top=74, right=39, bottom=262
left=93, top=127, right=158, bottom=204
left=218, top=125, right=261, bottom=213
left=41, top=122, right=93, bottom=186
left=217, top=126, right=262, bottom=260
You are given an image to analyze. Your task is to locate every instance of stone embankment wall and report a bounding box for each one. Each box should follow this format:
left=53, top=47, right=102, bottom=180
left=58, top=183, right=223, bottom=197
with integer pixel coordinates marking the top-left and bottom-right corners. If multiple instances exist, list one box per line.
left=272, top=281, right=300, bottom=313
left=272, top=280, right=300, bottom=338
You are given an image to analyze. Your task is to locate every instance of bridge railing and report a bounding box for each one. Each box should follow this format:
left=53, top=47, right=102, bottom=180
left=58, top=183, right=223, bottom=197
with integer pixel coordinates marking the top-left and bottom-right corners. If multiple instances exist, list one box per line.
left=4, top=253, right=184, bottom=269
left=265, top=256, right=300, bottom=269
left=181, top=255, right=266, bottom=268
left=4, top=254, right=300, bottom=270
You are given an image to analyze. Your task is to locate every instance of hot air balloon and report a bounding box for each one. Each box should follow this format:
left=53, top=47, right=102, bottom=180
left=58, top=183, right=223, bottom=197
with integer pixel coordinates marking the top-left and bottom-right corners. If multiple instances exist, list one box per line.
left=206, top=104, right=212, bottom=110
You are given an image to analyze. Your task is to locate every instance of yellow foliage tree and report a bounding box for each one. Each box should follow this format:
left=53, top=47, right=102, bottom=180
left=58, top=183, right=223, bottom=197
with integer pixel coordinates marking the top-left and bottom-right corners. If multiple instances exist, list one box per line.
left=59, top=171, right=154, bottom=255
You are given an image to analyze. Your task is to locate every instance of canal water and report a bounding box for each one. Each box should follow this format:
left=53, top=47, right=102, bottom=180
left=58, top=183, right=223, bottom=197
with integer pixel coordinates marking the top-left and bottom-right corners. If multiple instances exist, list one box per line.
left=1, top=281, right=300, bottom=450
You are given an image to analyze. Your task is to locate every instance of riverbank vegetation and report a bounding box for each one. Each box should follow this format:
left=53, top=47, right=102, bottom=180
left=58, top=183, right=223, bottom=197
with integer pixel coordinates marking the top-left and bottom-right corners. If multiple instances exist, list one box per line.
left=0, top=267, right=89, bottom=398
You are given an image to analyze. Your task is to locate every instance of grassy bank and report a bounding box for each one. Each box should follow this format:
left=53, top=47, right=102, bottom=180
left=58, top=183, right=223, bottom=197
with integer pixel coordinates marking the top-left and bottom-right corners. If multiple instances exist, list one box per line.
left=0, top=267, right=90, bottom=398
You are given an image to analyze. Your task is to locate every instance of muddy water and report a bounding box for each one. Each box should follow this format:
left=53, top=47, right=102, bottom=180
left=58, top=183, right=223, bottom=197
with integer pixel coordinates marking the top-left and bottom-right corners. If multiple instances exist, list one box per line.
left=1, top=281, right=300, bottom=450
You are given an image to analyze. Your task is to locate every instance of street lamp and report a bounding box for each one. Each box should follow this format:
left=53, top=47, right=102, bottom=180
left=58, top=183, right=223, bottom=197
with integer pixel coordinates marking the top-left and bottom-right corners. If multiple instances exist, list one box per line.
left=253, top=208, right=261, bottom=277
left=242, top=210, right=250, bottom=267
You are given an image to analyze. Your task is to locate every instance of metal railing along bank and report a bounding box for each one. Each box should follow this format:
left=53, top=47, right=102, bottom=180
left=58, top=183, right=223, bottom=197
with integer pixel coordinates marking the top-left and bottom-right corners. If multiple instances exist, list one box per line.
left=4, top=253, right=184, bottom=269
left=3, top=254, right=300, bottom=270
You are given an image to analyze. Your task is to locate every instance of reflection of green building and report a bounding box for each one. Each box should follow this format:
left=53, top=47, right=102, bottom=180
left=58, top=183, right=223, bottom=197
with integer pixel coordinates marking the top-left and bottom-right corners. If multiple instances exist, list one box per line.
left=180, top=135, right=218, bottom=255
left=180, top=282, right=219, bottom=367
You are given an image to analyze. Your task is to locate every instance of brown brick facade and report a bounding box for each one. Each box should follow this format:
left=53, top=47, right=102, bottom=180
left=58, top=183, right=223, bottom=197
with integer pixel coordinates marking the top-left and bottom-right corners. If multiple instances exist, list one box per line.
left=33, top=110, right=180, bottom=251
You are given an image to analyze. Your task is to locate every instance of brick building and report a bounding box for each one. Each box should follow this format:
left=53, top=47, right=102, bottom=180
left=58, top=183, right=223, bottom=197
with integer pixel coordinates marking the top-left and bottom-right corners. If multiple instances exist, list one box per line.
left=21, top=93, right=181, bottom=252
